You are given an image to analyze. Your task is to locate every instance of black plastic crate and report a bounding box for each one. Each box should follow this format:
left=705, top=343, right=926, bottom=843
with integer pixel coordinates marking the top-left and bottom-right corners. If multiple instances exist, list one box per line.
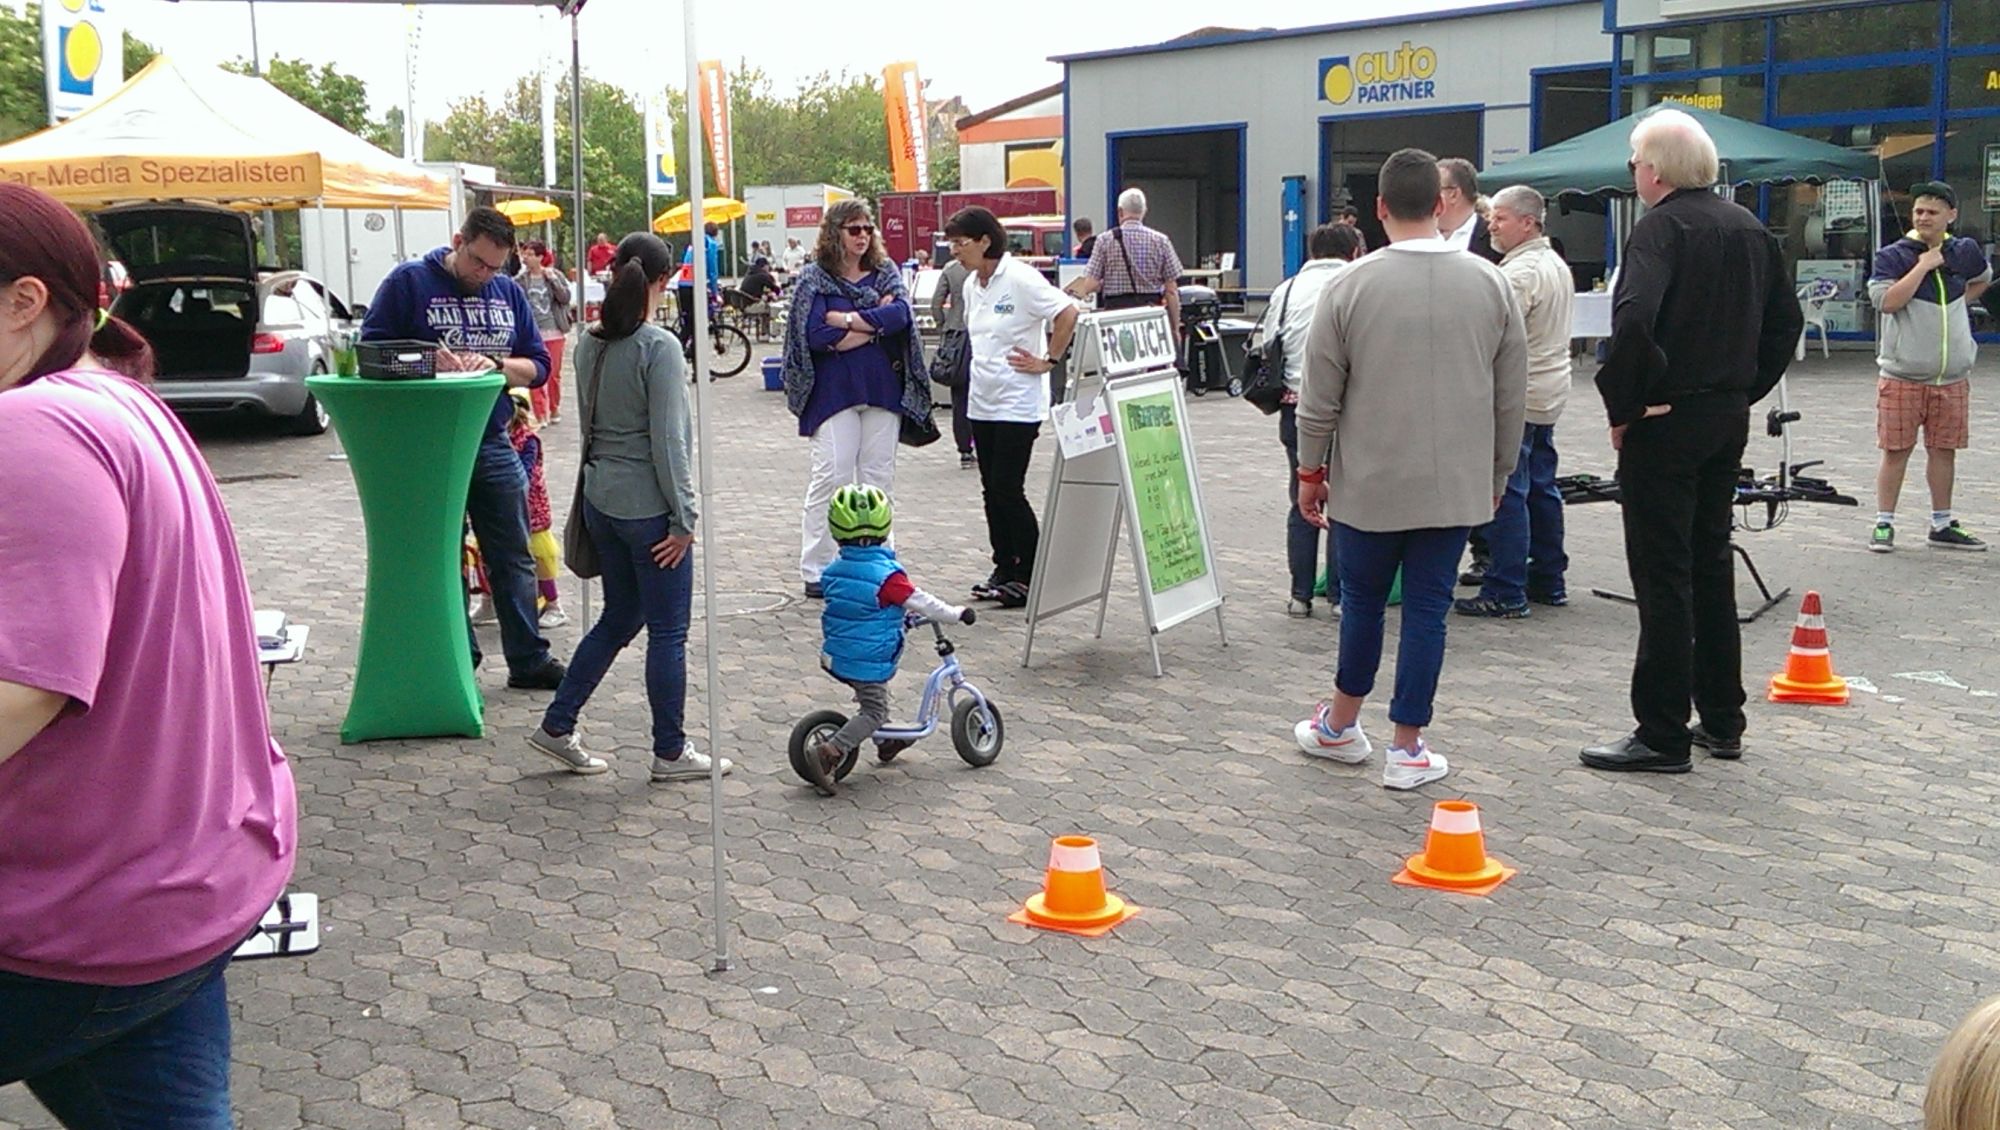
left=356, top=340, right=438, bottom=380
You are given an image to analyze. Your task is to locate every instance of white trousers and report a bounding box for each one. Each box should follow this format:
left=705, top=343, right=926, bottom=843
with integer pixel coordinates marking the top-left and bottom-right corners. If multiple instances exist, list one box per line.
left=800, top=405, right=899, bottom=582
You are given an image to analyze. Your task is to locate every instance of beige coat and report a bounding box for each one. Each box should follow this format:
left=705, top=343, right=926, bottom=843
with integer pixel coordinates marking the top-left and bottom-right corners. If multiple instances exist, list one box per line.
left=1296, top=239, right=1528, bottom=533
left=1497, top=236, right=1574, bottom=426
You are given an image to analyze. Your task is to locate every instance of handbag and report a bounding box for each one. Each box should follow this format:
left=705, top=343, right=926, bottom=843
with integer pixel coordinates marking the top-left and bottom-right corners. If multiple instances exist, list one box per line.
left=1240, top=276, right=1293, bottom=415
left=931, top=329, right=967, bottom=386
left=885, top=328, right=941, bottom=448
left=561, top=341, right=608, bottom=578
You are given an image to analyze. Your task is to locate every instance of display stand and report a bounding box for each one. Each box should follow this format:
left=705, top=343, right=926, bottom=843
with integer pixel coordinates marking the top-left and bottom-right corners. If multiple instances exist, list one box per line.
left=307, top=372, right=503, bottom=742
left=1022, top=308, right=1227, bottom=677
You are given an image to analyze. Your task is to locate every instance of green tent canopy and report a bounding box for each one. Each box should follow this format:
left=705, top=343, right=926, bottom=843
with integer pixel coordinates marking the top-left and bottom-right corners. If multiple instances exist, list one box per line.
left=1489, top=103, right=1879, bottom=199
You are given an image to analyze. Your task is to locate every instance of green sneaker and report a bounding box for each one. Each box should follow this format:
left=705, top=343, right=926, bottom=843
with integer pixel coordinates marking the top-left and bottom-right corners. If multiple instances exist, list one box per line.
left=1928, top=521, right=1988, bottom=551
left=1868, top=522, right=1895, bottom=553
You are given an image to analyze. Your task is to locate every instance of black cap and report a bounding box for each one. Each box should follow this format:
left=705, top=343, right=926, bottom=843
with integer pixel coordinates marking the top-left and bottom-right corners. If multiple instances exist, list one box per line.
left=1910, top=181, right=1957, bottom=209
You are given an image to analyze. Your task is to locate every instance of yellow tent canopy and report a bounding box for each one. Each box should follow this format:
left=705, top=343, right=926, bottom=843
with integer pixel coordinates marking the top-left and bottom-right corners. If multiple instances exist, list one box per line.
left=497, top=198, right=562, bottom=225
left=653, top=196, right=745, bottom=233
left=0, top=56, right=450, bottom=209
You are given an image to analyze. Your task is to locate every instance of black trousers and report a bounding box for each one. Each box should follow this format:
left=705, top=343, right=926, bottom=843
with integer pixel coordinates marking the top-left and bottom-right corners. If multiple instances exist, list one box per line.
left=970, top=419, right=1041, bottom=584
left=1616, top=410, right=1749, bottom=753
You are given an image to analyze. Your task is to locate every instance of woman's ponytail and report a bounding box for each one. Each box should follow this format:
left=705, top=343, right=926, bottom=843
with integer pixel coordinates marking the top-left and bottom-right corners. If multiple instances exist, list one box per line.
left=87, top=310, right=155, bottom=383
left=595, top=257, right=651, bottom=341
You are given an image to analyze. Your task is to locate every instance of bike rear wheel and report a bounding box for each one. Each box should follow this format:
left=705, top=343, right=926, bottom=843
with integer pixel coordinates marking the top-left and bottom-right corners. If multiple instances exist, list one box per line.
left=707, top=324, right=752, bottom=377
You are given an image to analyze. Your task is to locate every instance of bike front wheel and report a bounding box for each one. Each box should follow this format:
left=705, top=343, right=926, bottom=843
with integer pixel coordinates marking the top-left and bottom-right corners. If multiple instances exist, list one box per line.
left=950, top=697, right=1003, bottom=767
left=706, top=324, right=752, bottom=378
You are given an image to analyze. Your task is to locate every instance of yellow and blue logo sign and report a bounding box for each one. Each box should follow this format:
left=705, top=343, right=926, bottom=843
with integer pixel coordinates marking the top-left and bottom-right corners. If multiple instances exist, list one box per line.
left=1319, top=42, right=1440, bottom=106
left=56, top=0, right=106, bottom=97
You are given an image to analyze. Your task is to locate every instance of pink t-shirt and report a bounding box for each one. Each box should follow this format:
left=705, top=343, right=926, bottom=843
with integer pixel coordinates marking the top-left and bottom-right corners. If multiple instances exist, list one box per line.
left=0, top=369, right=296, bottom=986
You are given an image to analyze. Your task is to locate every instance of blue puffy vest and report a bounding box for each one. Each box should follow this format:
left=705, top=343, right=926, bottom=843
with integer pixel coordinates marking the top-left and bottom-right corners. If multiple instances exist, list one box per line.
left=820, top=544, right=907, bottom=683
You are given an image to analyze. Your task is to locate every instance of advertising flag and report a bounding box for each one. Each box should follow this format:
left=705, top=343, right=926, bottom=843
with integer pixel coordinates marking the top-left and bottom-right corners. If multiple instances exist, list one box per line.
left=42, top=0, right=123, bottom=125
left=645, top=90, right=678, bottom=197
left=882, top=61, right=929, bottom=193
left=696, top=60, right=733, bottom=198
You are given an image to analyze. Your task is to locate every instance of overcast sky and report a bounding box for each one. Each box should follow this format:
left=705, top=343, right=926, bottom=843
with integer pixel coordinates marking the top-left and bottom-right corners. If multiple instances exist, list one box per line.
left=88, top=0, right=1488, bottom=123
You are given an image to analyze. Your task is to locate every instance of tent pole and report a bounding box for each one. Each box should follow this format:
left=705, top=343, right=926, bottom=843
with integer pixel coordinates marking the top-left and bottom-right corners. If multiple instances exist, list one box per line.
left=683, top=0, right=731, bottom=976
left=315, top=195, right=331, bottom=300
left=569, top=4, right=593, bottom=629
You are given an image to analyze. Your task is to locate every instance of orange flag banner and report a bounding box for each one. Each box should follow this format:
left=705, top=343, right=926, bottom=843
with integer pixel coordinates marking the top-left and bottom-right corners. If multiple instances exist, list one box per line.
left=882, top=62, right=929, bottom=193
left=696, top=59, right=733, bottom=198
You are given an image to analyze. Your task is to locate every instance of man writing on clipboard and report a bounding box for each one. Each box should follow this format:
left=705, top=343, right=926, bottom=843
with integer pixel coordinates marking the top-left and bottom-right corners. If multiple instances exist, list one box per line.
left=1066, top=187, right=1183, bottom=341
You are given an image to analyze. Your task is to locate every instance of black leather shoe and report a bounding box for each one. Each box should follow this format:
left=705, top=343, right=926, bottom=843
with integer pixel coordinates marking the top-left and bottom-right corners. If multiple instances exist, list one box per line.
left=1690, top=724, right=1743, bottom=760
left=507, top=658, right=567, bottom=691
left=1580, top=734, right=1691, bottom=773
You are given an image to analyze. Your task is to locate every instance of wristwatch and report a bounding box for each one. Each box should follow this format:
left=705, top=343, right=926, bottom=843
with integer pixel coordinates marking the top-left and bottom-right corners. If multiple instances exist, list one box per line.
left=1296, top=465, right=1328, bottom=485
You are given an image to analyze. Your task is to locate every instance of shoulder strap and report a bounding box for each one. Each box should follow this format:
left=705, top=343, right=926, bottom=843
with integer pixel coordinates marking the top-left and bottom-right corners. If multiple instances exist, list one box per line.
left=579, top=334, right=609, bottom=460
left=1111, top=226, right=1143, bottom=293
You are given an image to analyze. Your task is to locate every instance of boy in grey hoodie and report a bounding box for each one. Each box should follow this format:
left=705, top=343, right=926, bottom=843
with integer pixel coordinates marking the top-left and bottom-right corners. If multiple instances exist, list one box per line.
left=1866, top=180, right=1992, bottom=552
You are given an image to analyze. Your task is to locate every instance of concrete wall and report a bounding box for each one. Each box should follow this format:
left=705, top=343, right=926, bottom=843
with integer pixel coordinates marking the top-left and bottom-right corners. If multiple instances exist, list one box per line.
left=1066, top=3, right=1610, bottom=291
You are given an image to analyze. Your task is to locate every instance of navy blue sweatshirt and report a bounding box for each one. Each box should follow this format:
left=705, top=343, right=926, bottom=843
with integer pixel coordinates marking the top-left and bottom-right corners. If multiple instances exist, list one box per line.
left=360, top=247, right=552, bottom=444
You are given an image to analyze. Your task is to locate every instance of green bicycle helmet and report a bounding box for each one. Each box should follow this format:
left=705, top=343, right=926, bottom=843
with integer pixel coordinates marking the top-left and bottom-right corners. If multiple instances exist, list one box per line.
left=828, top=484, right=893, bottom=542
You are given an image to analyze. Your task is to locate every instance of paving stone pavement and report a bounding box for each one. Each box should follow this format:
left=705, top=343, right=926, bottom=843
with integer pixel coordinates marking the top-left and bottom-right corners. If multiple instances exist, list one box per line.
left=6, top=348, right=1999, bottom=1129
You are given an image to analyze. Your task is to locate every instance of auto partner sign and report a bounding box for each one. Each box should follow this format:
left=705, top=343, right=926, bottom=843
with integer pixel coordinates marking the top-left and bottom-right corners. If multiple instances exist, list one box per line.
left=1318, top=42, right=1440, bottom=106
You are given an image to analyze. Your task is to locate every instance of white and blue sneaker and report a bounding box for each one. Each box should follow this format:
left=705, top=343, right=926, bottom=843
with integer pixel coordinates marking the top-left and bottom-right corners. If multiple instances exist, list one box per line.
left=1382, top=741, right=1449, bottom=790
left=1293, top=703, right=1372, bottom=764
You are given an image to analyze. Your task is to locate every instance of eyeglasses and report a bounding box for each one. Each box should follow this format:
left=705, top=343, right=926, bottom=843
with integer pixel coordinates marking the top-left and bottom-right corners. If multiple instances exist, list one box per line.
left=841, top=224, right=876, bottom=237
left=462, top=247, right=508, bottom=274
left=946, top=237, right=973, bottom=249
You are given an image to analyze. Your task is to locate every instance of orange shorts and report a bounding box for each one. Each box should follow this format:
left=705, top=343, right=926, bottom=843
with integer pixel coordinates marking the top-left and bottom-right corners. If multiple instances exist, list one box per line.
left=1877, top=377, right=1969, bottom=451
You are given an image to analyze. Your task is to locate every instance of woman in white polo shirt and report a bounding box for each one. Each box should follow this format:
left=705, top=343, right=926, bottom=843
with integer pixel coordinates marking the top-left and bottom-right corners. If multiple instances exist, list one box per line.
left=942, top=206, right=1079, bottom=608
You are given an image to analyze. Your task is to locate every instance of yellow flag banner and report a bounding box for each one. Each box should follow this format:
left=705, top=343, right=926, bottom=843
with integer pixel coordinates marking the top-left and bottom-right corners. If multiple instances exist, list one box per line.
left=696, top=60, right=733, bottom=198
left=882, top=62, right=929, bottom=193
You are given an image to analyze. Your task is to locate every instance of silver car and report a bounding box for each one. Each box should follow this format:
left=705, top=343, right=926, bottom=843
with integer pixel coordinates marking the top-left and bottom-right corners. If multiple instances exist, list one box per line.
left=101, top=203, right=357, bottom=436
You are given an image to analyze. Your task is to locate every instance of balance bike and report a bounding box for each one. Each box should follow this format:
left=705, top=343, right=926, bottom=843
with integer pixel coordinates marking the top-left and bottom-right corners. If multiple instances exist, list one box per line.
left=788, top=611, right=1004, bottom=784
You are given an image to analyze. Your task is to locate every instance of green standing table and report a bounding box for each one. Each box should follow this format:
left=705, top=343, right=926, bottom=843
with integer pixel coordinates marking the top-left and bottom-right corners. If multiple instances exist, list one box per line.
left=307, top=372, right=505, bottom=742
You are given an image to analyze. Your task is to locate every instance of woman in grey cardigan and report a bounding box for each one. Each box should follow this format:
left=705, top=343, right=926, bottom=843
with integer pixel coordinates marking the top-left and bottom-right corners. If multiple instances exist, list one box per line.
left=930, top=258, right=974, bottom=467
left=526, top=232, right=730, bottom=782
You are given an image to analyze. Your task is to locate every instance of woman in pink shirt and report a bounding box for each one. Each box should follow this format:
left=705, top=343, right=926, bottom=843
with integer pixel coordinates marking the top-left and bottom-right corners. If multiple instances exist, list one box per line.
left=0, top=185, right=297, bottom=1128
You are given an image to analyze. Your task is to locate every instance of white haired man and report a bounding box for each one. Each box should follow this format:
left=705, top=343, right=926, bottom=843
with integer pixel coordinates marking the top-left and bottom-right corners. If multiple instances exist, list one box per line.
left=1456, top=185, right=1575, bottom=619
left=1066, top=188, right=1184, bottom=339
left=1581, top=109, right=1802, bottom=775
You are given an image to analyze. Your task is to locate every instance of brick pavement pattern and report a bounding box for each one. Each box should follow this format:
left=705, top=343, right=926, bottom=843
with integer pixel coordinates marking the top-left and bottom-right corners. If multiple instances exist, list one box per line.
left=5, top=351, right=1998, bottom=1129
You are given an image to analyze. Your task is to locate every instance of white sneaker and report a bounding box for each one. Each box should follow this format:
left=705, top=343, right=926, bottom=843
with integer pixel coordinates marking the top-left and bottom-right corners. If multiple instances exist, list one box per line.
left=1293, top=703, right=1371, bottom=764
left=1382, top=741, right=1449, bottom=790
left=652, top=744, right=733, bottom=782
left=526, top=726, right=608, bottom=775
left=539, top=605, right=570, bottom=628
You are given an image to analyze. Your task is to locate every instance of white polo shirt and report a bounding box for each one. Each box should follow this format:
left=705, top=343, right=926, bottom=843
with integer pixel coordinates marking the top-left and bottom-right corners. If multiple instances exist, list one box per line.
left=962, top=254, right=1075, bottom=424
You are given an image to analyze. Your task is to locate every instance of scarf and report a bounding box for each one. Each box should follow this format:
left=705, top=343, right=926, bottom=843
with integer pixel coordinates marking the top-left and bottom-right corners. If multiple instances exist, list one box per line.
left=782, top=261, right=931, bottom=424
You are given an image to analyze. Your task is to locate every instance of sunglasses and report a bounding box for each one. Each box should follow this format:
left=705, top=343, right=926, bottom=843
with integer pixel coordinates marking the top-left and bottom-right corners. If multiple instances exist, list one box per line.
left=841, top=224, right=876, bottom=237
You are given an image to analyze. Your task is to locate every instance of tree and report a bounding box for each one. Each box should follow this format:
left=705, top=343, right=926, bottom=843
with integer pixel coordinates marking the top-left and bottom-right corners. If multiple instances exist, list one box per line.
left=0, top=3, right=161, bottom=143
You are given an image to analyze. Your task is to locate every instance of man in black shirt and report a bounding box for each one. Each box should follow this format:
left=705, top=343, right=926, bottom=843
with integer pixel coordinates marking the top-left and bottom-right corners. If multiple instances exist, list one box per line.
left=1581, top=108, right=1802, bottom=774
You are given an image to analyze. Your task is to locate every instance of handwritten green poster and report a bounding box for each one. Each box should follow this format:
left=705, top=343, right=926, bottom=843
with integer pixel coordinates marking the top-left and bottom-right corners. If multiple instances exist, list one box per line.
left=1117, top=390, right=1209, bottom=594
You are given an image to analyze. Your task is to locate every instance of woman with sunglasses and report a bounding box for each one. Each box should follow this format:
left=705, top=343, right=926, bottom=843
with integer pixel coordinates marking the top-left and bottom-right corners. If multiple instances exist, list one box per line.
left=780, top=200, right=927, bottom=599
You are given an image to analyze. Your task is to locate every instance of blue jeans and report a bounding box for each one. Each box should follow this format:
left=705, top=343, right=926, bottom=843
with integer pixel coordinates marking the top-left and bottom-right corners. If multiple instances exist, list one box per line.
left=1480, top=423, right=1569, bottom=604
left=0, top=952, right=233, bottom=1129
left=467, top=437, right=553, bottom=676
left=541, top=498, right=693, bottom=758
left=1333, top=523, right=1470, bottom=728
left=1279, top=405, right=1338, bottom=604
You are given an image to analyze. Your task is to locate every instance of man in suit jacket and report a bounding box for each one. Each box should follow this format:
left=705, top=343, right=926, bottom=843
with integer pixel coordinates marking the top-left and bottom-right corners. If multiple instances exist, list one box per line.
left=1438, top=157, right=1502, bottom=265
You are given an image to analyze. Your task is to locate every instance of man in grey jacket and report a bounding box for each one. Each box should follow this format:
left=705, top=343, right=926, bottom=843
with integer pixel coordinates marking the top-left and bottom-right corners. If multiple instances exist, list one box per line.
left=1866, top=180, right=1990, bottom=553
left=1291, top=148, right=1528, bottom=791
left=930, top=259, right=974, bottom=468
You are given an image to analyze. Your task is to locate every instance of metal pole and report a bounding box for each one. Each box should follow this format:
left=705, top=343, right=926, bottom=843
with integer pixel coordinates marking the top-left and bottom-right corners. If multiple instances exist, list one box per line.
left=683, top=0, right=731, bottom=976
left=569, top=5, right=593, bottom=628
left=250, top=1, right=281, bottom=264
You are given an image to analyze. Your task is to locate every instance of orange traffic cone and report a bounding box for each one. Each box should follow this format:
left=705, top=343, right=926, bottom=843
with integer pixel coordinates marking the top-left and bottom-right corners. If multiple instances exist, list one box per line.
left=1008, top=836, right=1140, bottom=937
left=1768, top=590, right=1849, bottom=705
left=1392, top=800, right=1516, bottom=896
